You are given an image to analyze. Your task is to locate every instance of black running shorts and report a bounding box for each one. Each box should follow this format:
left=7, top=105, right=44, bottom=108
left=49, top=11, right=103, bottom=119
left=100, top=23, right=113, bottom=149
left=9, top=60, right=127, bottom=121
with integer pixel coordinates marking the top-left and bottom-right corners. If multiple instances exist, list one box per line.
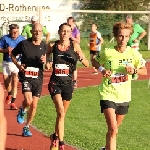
left=90, top=50, right=99, bottom=56
left=100, top=100, right=129, bottom=115
left=48, top=82, right=73, bottom=101
left=21, top=81, right=42, bottom=97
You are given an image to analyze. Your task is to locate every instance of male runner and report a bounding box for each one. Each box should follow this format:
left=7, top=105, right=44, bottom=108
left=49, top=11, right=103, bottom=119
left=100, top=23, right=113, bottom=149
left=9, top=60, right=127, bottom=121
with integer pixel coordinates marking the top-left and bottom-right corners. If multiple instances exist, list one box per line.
left=0, top=24, right=25, bottom=109
left=10, top=23, right=47, bottom=136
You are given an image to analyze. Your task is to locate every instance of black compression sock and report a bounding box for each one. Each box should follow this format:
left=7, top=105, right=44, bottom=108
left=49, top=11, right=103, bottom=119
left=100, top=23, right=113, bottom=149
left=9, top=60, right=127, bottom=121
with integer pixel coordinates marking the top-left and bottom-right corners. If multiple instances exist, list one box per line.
left=11, top=97, right=16, bottom=103
left=53, top=133, right=58, bottom=140
left=8, top=91, right=12, bottom=95
left=59, top=141, right=64, bottom=146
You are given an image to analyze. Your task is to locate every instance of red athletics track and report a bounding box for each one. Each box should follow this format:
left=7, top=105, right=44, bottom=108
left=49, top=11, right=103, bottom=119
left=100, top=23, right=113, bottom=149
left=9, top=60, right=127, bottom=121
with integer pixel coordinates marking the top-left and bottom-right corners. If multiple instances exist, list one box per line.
left=1, top=62, right=150, bottom=150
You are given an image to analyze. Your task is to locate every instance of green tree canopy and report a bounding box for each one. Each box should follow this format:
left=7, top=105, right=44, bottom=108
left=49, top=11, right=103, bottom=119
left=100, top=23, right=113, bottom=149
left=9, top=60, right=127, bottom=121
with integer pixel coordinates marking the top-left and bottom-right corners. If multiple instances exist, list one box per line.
left=72, top=0, right=150, bottom=38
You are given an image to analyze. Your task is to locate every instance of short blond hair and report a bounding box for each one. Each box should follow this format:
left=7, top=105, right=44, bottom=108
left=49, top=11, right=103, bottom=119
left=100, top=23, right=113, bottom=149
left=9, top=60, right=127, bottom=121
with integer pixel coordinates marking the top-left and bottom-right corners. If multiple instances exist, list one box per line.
left=113, top=22, right=133, bottom=37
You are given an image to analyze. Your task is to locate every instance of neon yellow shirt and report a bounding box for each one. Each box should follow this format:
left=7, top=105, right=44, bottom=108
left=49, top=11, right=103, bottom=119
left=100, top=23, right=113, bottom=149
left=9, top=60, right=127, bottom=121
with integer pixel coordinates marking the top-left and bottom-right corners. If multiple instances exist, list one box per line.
left=21, top=24, right=48, bottom=38
left=95, top=46, right=145, bottom=103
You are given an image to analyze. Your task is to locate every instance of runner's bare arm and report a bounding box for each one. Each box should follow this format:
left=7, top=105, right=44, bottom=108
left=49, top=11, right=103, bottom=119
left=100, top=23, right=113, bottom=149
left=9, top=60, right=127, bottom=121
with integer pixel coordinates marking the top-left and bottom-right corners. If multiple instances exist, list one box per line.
left=71, top=33, right=80, bottom=44
left=10, top=53, right=25, bottom=72
left=126, top=66, right=147, bottom=75
left=92, top=59, right=100, bottom=69
left=73, top=42, right=89, bottom=67
left=0, top=47, right=13, bottom=53
left=45, top=32, right=50, bottom=44
left=136, top=66, right=147, bottom=75
left=0, top=83, right=7, bottom=150
left=92, top=59, right=111, bottom=77
left=47, top=42, right=54, bottom=54
left=10, top=53, right=19, bottom=66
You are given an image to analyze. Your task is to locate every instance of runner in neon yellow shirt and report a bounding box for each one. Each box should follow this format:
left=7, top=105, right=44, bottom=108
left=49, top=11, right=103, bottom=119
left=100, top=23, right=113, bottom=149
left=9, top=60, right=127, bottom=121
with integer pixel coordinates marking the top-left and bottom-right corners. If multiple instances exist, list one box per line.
left=21, top=15, right=50, bottom=44
left=92, top=22, right=147, bottom=150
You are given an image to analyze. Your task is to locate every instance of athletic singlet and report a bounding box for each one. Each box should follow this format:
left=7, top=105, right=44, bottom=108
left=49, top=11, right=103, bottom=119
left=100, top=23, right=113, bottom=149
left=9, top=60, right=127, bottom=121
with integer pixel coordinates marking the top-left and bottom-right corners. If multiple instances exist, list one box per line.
left=0, top=34, right=25, bottom=62
left=89, top=31, right=100, bottom=51
left=12, top=38, right=47, bottom=85
left=50, top=40, right=78, bottom=86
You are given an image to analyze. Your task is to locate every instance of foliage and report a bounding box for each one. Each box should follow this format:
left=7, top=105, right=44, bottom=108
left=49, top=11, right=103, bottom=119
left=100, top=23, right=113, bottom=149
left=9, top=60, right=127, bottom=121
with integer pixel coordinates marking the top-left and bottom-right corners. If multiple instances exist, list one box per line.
left=71, top=0, right=149, bottom=39
left=33, top=80, right=150, bottom=150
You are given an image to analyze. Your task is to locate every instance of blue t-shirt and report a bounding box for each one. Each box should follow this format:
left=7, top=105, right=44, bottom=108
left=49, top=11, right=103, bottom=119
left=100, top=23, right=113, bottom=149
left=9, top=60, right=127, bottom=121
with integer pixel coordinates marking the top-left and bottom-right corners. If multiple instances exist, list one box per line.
left=0, top=34, right=25, bottom=62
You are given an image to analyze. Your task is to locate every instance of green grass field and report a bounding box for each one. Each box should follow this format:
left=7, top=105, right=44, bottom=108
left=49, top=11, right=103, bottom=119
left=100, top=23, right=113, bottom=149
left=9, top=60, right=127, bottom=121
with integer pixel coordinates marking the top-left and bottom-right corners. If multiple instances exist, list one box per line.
left=32, top=80, right=150, bottom=150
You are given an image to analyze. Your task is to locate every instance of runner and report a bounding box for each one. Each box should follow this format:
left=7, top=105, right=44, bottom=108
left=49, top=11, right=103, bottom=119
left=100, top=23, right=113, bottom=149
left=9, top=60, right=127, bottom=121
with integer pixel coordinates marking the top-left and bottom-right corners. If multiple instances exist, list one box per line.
left=48, top=23, right=89, bottom=150
left=0, top=24, right=25, bottom=110
left=67, top=17, right=80, bottom=88
left=92, top=22, right=147, bottom=150
left=0, top=83, right=7, bottom=150
left=10, top=23, right=47, bottom=137
left=126, top=15, right=147, bottom=51
left=22, top=15, right=50, bottom=44
left=88, top=23, right=104, bottom=74
left=126, top=15, right=147, bottom=80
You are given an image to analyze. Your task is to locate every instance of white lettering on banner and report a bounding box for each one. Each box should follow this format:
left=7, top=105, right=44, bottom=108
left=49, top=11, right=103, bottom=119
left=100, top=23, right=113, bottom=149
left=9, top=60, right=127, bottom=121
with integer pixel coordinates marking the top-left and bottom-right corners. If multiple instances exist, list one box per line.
left=0, top=1, right=73, bottom=39
left=55, top=64, right=69, bottom=76
left=0, top=15, right=50, bottom=22
left=25, top=67, right=39, bottom=78
left=0, top=4, right=50, bottom=12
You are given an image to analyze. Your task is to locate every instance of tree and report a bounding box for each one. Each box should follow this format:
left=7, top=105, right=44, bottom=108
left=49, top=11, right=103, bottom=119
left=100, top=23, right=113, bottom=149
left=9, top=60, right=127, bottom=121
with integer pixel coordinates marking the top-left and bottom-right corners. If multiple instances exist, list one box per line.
left=72, top=0, right=150, bottom=38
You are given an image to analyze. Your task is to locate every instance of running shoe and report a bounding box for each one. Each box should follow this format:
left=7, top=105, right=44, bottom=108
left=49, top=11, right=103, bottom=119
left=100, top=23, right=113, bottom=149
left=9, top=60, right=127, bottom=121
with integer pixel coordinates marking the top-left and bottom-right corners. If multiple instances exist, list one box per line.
left=17, top=107, right=25, bottom=124
left=10, top=103, right=17, bottom=110
left=5, top=95, right=12, bottom=104
left=100, top=147, right=105, bottom=150
left=22, top=126, right=32, bottom=137
left=50, top=133, right=59, bottom=150
left=59, top=144, right=65, bottom=150
left=92, top=72, right=98, bottom=74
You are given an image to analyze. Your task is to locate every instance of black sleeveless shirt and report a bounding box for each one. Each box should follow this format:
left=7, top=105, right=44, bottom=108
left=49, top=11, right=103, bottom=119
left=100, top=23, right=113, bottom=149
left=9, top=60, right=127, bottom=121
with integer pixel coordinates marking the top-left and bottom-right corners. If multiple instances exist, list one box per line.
left=50, top=40, right=78, bottom=86
left=12, top=38, right=47, bottom=85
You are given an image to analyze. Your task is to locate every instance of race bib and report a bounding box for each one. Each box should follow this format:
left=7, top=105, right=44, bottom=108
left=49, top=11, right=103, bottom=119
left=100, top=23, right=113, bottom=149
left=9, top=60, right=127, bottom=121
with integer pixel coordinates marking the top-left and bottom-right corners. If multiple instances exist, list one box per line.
left=110, top=73, right=128, bottom=84
left=25, top=67, right=39, bottom=78
left=55, top=64, right=69, bottom=76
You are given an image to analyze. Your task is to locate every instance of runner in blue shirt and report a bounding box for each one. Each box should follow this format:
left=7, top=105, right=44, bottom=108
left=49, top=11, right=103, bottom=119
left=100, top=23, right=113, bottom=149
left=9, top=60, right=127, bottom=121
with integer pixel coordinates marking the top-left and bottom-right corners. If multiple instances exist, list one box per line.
left=0, top=24, right=25, bottom=110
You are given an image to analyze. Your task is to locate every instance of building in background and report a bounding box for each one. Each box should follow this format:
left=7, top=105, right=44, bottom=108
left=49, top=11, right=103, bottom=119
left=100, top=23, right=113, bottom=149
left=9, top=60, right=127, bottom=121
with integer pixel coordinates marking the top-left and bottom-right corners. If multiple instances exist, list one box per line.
left=0, top=0, right=77, bottom=39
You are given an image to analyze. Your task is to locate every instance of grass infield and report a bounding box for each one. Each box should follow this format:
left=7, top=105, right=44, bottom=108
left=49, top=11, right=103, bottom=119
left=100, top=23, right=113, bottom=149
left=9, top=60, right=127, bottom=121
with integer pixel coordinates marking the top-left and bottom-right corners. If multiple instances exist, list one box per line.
left=32, top=80, right=150, bottom=150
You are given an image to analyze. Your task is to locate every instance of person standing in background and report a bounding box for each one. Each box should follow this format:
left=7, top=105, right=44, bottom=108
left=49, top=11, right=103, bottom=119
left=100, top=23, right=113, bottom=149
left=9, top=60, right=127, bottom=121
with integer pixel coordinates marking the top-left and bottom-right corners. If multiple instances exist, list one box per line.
left=126, top=15, right=147, bottom=80
left=88, top=23, right=104, bottom=74
left=126, top=15, right=147, bottom=51
left=0, top=24, right=25, bottom=110
left=67, top=17, right=80, bottom=88
left=21, top=15, right=50, bottom=44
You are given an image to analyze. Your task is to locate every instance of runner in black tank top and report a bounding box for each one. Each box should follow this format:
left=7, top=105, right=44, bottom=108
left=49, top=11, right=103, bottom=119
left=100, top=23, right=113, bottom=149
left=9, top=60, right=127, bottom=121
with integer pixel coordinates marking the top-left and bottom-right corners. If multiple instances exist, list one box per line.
left=50, top=40, right=77, bottom=86
left=10, top=23, right=47, bottom=137
left=48, top=23, right=89, bottom=150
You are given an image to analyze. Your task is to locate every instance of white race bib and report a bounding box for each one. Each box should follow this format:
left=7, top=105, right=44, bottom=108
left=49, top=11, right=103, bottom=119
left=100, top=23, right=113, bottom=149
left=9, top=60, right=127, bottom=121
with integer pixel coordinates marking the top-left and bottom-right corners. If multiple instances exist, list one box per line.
left=55, top=64, right=69, bottom=76
left=25, top=67, right=39, bottom=78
